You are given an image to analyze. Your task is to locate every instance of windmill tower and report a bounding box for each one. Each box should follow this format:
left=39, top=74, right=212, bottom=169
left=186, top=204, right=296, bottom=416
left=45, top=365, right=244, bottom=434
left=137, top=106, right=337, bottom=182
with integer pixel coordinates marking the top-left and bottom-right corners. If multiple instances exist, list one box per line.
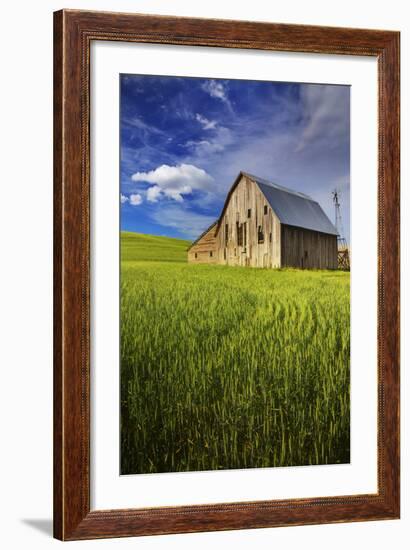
left=332, top=190, right=350, bottom=270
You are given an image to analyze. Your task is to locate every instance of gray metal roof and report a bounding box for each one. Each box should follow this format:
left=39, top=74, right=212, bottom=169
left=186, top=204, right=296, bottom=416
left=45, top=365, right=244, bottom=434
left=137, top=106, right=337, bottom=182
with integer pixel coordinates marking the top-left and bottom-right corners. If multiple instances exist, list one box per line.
left=244, top=172, right=338, bottom=236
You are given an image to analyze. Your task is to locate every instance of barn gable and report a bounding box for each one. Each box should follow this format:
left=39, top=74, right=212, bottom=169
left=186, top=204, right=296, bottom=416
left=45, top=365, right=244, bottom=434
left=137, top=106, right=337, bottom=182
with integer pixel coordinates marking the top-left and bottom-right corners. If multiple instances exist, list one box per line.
left=214, top=173, right=281, bottom=267
left=187, top=221, right=217, bottom=251
left=187, top=221, right=218, bottom=263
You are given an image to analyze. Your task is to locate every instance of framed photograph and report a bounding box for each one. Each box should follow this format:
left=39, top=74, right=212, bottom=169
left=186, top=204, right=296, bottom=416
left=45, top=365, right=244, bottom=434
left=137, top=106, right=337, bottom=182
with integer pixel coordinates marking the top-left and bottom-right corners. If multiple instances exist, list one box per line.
left=54, top=9, right=400, bottom=540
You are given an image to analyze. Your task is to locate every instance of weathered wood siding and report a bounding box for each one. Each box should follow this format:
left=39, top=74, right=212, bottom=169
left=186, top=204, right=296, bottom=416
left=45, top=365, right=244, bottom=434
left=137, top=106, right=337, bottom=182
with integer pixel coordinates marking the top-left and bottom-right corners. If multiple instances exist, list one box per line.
left=215, top=175, right=281, bottom=268
left=281, top=225, right=338, bottom=269
left=187, top=224, right=217, bottom=263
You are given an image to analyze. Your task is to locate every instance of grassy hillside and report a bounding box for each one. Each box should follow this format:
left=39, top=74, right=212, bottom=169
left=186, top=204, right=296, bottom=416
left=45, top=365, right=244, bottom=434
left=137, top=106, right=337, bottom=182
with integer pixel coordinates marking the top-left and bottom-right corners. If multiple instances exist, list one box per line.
left=121, top=231, right=191, bottom=263
left=120, top=232, right=350, bottom=475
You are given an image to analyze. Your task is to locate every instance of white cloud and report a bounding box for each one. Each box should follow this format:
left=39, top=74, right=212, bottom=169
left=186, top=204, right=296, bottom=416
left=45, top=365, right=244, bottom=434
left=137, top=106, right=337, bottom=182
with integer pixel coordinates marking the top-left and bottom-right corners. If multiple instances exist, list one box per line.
left=150, top=203, right=216, bottom=239
left=131, top=163, right=214, bottom=202
left=165, top=185, right=192, bottom=202
left=202, top=80, right=231, bottom=109
left=146, top=185, right=162, bottom=203
left=185, top=139, right=224, bottom=155
left=129, top=193, right=143, bottom=206
left=120, top=194, right=129, bottom=204
left=195, top=113, right=217, bottom=130
left=185, top=126, right=233, bottom=157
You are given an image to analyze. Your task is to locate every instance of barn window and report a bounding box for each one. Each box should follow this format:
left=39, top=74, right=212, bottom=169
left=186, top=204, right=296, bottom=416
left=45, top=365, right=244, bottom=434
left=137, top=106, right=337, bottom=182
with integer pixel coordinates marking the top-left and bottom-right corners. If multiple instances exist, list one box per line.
left=269, top=232, right=272, bottom=243
left=225, top=224, right=229, bottom=246
left=258, top=226, right=264, bottom=244
left=236, top=222, right=243, bottom=246
left=264, top=204, right=268, bottom=215
left=247, top=208, right=251, bottom=218
left=210, top=251, right=213, bottom=258
left=304, top=250, right=308, bottom=259
left=224, top=249, right=226, bottom=260
left=234, top=248, right=237, bottom=256
left=244, top=222, right=247, bottom=246
left=195, top=253, right=197, bottom=259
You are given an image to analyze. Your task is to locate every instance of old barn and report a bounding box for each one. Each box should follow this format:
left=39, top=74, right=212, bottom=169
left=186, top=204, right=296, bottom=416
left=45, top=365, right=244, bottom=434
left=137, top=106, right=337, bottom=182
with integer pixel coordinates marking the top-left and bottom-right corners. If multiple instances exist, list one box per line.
left=187, top=172, right=338, bottom=269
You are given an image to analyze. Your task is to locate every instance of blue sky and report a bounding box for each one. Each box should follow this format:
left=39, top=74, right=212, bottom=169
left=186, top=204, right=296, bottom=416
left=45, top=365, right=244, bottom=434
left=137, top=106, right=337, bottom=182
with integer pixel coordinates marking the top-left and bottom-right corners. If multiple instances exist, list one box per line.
left=120, top=75, right=350, bottom=243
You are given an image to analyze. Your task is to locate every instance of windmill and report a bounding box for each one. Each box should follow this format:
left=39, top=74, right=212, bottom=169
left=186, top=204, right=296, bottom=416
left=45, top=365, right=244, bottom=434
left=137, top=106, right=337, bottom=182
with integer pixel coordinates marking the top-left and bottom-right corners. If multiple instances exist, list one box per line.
left=332, top=190, right=350, bottom=270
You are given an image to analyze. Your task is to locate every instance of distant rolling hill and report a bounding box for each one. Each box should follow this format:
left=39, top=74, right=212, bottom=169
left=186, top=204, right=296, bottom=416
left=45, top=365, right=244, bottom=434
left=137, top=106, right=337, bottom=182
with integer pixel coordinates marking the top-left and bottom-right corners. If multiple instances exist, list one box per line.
left=121, top=231, right=192, bottom=263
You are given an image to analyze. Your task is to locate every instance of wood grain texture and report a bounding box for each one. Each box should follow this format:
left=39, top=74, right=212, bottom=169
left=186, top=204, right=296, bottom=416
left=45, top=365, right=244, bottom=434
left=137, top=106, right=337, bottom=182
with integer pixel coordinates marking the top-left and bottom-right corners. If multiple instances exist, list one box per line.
left=217, top=174, right=282, bottom=268
left=53, top=10, right=63, bottom=541
left=281, top=226, right=337, bottom=270
left=53, top=9, right=400, bottom=540
left=187, top=223, right=218, bottom=263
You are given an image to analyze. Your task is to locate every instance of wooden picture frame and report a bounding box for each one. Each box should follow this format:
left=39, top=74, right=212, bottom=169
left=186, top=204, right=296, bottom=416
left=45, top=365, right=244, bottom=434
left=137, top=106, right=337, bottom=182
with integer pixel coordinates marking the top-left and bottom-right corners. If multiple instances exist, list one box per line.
left=53, top=9, right=400, bottom=540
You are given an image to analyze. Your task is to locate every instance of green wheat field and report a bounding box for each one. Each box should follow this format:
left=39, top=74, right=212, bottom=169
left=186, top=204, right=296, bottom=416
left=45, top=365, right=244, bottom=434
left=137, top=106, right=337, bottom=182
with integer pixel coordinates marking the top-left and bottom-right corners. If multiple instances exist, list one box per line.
left=120, top=231, right=350, bottom=475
